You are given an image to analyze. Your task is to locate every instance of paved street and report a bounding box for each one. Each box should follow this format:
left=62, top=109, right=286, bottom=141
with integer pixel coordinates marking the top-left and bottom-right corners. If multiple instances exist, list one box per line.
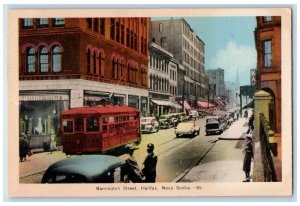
left=19, top=115, right=252, bottom=183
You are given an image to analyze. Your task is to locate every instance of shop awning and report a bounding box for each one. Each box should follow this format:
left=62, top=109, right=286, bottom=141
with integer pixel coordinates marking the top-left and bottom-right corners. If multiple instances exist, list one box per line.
left=179, top=101, right=191, bottom=110
left=151, top=99, right=174, bottom=107
left=242, top=100, right=254, bottom=109
left=197, top=101, right=214, bottom=108
left=172, top=103, right=183, bottom=109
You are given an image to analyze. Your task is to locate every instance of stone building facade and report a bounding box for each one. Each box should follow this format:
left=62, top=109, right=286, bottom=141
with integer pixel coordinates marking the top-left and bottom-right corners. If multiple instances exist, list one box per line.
left=148, top=42, right=181, bottom=116
left=150, top=18, right=208, bottom=108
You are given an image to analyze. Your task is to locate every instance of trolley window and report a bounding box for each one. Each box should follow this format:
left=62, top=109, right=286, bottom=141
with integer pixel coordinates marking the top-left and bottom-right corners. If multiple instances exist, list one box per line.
left=63, top=119, right=73, bottom=133
left=86, top=117, right=99, bottom=132
left=75, top=118, right=84, bottom=132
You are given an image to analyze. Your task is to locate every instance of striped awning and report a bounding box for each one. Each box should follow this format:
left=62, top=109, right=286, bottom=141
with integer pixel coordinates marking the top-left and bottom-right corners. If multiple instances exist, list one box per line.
left=151, top=99, right=174, bottom=106
left=197, top=101, right=214, bottom=108
left=179, top=101, right=191, bottom=110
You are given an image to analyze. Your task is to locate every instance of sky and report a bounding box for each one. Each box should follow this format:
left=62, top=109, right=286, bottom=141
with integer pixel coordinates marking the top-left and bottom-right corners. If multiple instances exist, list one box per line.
left=152, top=17, right=257, bottom=86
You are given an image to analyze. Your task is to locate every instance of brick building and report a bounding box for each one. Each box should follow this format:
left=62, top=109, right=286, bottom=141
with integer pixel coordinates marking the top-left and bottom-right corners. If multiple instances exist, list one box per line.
left=19, top=17, right=150, bottom=136
left=254, top=16, right=281, bottom=134
left=150, top=18, right=208, bottom=109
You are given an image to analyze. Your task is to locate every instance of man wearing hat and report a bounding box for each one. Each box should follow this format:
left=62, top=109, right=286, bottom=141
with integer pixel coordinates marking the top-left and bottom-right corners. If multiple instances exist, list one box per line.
left=141, top=143, right=158, bottom=183
left=123, top=144, right=142, bottom=183
left=243, top=134, right=254, bottom=182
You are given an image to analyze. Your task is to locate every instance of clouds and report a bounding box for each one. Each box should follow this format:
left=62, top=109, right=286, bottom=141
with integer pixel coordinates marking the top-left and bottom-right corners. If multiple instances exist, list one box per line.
left=207, top=41, right=257, bottom=85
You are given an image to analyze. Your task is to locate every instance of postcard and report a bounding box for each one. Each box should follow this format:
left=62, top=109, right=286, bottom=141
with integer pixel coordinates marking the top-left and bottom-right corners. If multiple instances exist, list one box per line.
left=7, top=8, right=292, bottom=197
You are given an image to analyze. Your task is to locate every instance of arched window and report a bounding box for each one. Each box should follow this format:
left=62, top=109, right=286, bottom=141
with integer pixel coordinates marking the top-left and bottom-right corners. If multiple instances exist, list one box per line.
left=149, top=74, right=152, bottom=89
left=118, top=59, right=122, bottom=80
left=99, top=50, right=105, bottom=77
left=120, top=59, right=125, bottom=81
left=52, top=46, right=62, bottom=72
left=93, top=51, right=97, bottom=74
left=112, top=57, right=118, bottom=79
left=86, top=49, right=91, bottom=74
left=130, top=63, right=133, bottom=83
left=39, top=47, right=48, bottom=73
left=26, top=47, right=36, bottom=73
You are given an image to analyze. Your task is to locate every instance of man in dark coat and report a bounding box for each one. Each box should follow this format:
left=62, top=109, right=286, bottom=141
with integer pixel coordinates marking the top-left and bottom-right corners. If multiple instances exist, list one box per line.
left=243, top=135, right=254, bottom=182
left=247, top=114, right=254, bottom=134
left=141, top=143, right=158, bottom=183
left=19, top=133, right=29, bottom=162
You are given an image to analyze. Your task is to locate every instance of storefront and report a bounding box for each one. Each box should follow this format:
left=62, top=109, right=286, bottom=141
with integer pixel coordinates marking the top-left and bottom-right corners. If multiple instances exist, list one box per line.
left=84, top=91, right=125, bottom=106
left=128, top=95, right=139, bottom=109
left=19, top=91, right=70, bottom=136
left=140, top=96, right=148, bottom=117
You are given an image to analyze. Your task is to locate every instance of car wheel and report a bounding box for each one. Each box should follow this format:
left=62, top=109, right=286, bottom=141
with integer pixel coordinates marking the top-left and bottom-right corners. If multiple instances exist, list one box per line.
left=176, top=134, right=180, bottom=138
left=149, top=128, right=152, bottom=133
left=156, top=127, right=159, bottom=132
left=206, top=132, right=209, bottom=136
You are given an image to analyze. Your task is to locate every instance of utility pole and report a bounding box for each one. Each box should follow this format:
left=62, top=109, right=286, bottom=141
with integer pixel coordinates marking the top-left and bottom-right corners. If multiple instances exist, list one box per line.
left=182, top=71, right=186, bottom=113
left=207, top=84, right=210, bottom=111
left=182, top=80, right=185, bottom=112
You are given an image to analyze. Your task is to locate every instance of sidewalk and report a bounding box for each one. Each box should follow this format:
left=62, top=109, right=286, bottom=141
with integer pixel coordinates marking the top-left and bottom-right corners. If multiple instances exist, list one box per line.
left=19, top=150, right=67, bottom=178
left=176, top=116, right=253, bottom=183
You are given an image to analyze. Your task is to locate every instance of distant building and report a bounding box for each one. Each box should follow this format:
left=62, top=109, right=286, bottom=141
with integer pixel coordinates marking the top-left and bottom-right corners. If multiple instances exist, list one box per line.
left=150, top=18, right=208, bottom=109
left=205, top=68, right=226, bottom=104
left=224, top=81, right=237, bottom=105
left=19, top=17, right=150, bottom=135
left=254, top=16, right=281, bottom=134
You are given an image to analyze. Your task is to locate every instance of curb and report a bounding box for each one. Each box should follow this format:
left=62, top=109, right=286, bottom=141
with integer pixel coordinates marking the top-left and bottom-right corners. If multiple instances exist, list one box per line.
left=218, top=137, right=245, bottom=141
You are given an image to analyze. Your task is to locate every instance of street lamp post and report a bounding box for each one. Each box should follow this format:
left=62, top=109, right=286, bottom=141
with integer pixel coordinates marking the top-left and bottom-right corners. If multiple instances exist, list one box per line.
left=182, top=80, right=185, bottom=112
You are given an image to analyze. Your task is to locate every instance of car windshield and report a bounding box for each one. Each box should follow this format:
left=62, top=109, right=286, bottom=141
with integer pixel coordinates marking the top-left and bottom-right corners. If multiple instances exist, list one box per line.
left=207, top=118, right=219, bottom=123
left=141, top=118, right=153, bottom=123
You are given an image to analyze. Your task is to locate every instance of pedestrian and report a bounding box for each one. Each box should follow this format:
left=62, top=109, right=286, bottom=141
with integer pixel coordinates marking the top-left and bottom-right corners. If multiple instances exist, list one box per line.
left=19, top=133, right=29, bottom=162
left=50, top=129, right=58, bottom=154
left=247, top=114, right=254, bottom=134
left=244, top=110, right=248, bottom=118
left=141, top=143, right=158, bottom=183
left=122, top=144, right=142, bottom=183
left=243, top=134, right=254, bottom=182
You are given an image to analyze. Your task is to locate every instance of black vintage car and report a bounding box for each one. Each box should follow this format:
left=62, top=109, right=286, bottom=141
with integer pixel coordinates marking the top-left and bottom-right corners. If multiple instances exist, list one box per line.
left=41, top=155, right=129, bottom=183
left=205, top=116, right=227, bottom=136
left=158, top=114, right=174, bottom=129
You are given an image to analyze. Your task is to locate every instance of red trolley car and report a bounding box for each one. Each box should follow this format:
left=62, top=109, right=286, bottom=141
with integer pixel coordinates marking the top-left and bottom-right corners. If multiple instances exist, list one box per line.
left=61, top=105, right=141, bottom=155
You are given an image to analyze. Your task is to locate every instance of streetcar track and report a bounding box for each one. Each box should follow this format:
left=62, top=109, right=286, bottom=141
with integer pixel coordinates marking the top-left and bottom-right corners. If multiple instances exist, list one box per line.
left=174, top=139, right=219, bottom=182
left=156, top=137, right=197, bottom=157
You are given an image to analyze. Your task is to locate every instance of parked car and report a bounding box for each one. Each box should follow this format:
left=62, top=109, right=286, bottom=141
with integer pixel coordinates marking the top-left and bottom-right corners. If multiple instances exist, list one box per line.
left=189, top=110, right=199, bottom=120
left=205, top=116, right=227, bottom=136
left=41, top=155, right=128, bottom=183
left=158, top=114, right=173, bottom=129
left=175, top=121, right=200, bottom=138
left=197, top=110, right=207, bottom=118
left=175, top=112, right=188, bottom=122
left=141, top=117, right=159, bottom=133
left=170, top=114, right=180, bottom=126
